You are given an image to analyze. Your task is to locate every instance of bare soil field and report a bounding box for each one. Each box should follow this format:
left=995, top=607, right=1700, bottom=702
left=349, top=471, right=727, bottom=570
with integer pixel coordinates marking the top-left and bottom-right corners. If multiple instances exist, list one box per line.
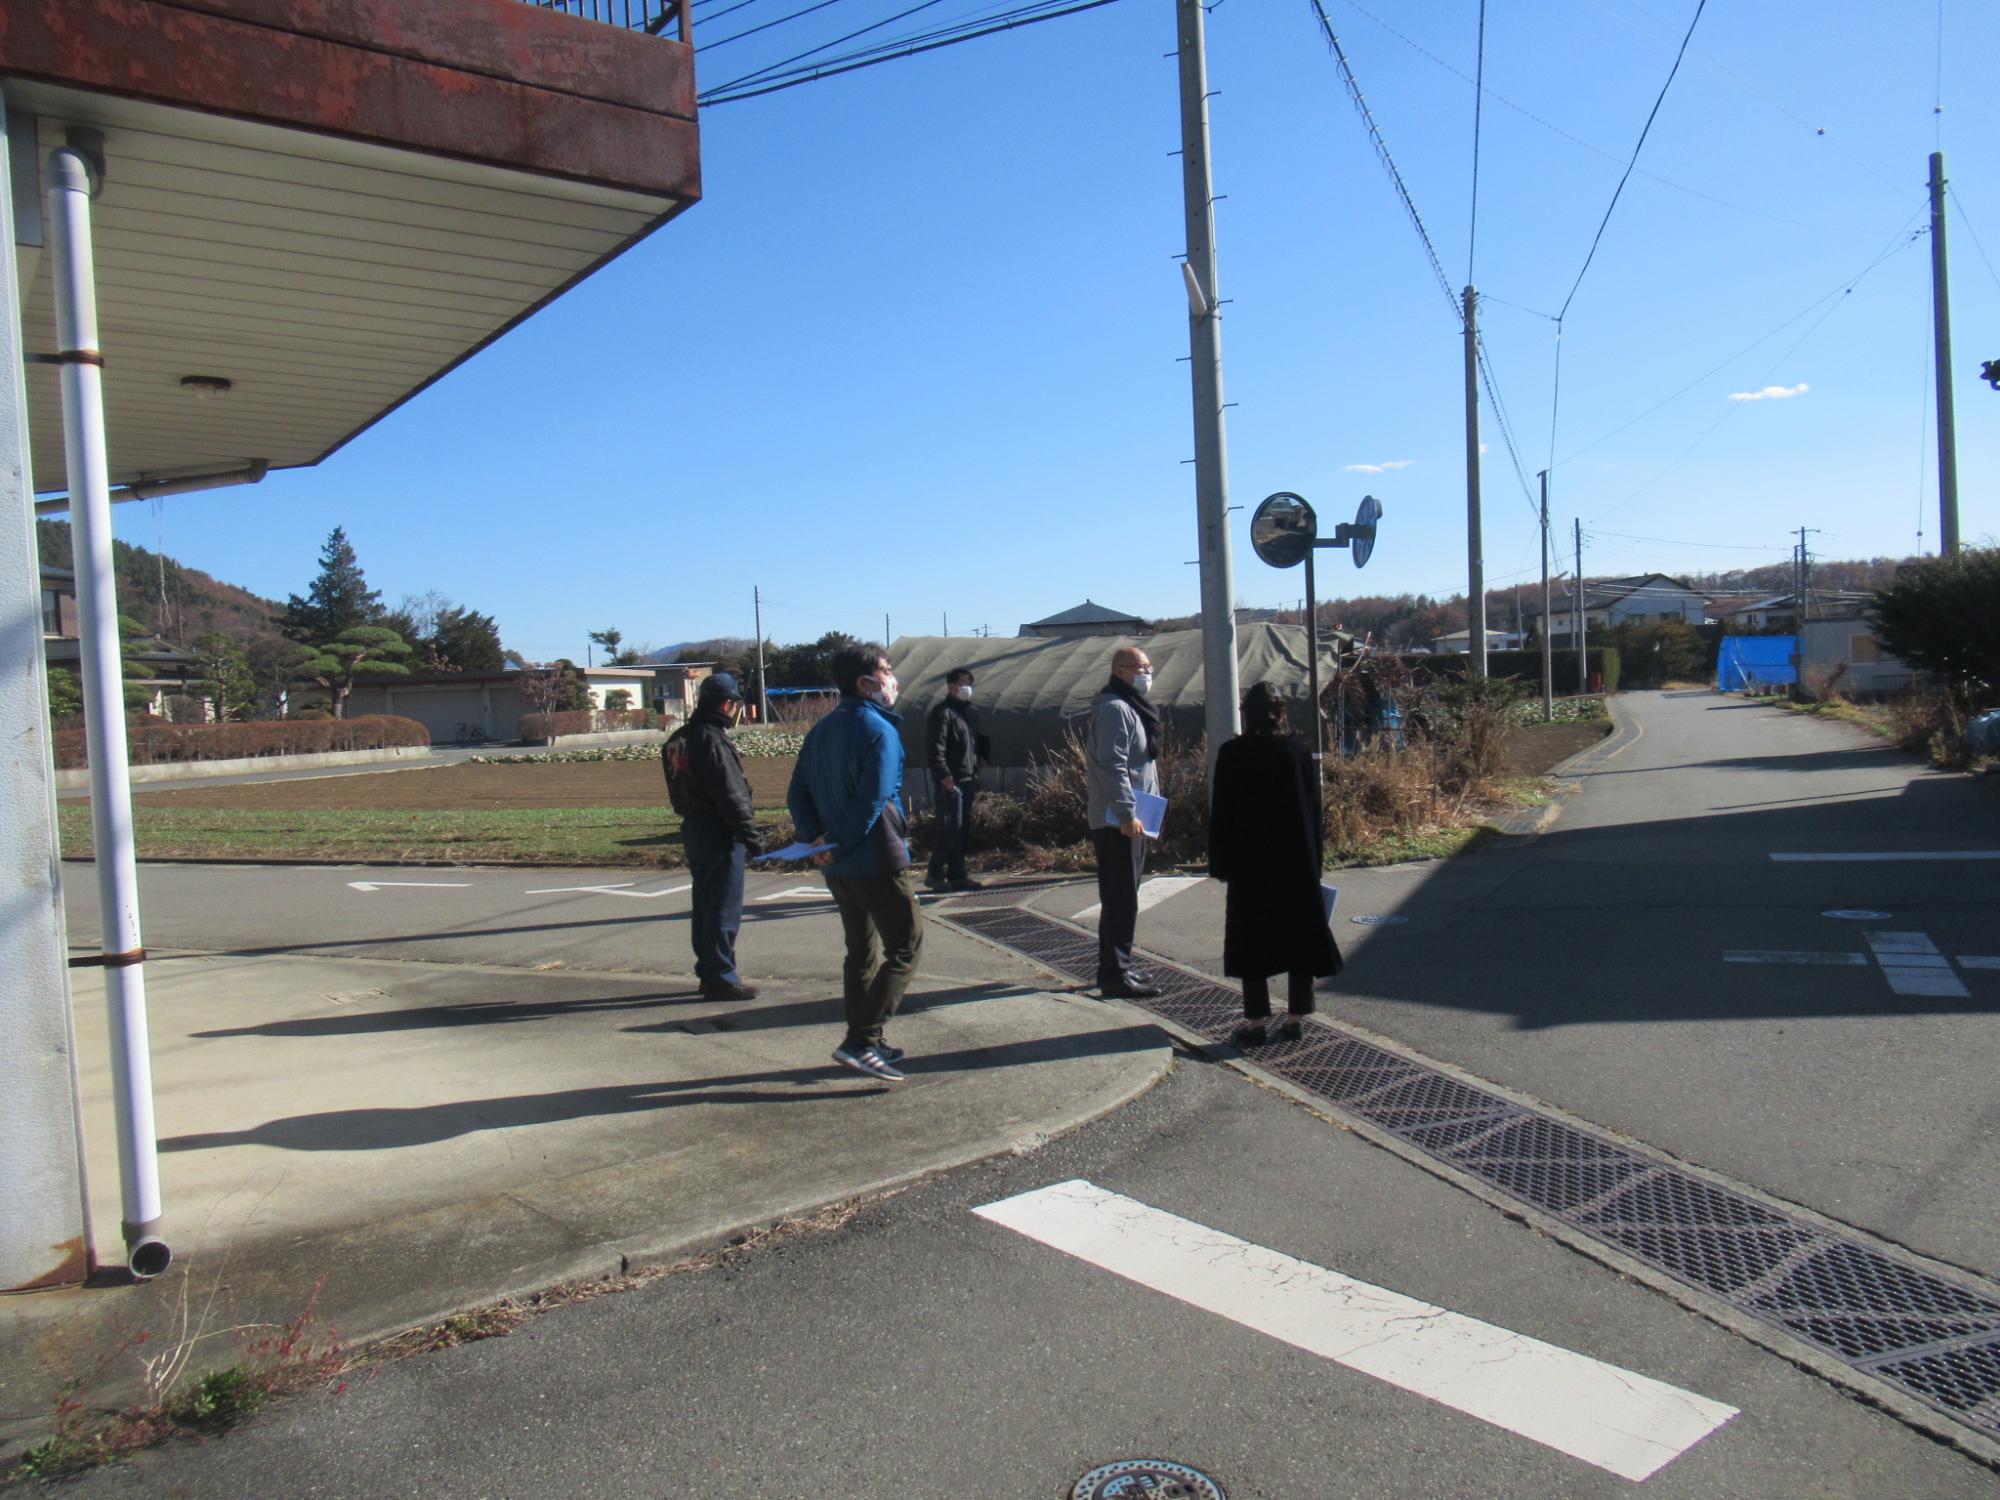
left=1497, top=719, right=1611, bottom=777
left=133, top=757, right=799, bottom=811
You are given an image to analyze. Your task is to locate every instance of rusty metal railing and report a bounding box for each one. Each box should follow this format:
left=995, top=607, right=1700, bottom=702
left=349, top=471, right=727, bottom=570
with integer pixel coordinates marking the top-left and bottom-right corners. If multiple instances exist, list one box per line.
left=519, top=0, right=687, bottom=44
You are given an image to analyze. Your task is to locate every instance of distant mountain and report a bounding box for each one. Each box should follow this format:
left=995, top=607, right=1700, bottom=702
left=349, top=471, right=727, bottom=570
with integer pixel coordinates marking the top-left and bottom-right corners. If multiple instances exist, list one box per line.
left=37, top=519, right=282, bottom=646
left=648, top=637, right=756, bottom=663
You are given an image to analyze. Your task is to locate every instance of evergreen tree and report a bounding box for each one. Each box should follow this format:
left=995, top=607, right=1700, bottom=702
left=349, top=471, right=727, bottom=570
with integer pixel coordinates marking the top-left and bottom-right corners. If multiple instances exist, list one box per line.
left=191, top=632, right=258, bottom=721
left=300, top=625, right=413, bottom=718
left=430, top=606, right=505, bottom=672
left=281, top=527, right=382, bottom=644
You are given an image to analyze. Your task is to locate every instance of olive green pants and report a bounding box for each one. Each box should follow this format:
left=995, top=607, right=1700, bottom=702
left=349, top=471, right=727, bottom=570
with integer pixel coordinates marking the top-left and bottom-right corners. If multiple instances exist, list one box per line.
left=824, top=869, right=925, bottom=1049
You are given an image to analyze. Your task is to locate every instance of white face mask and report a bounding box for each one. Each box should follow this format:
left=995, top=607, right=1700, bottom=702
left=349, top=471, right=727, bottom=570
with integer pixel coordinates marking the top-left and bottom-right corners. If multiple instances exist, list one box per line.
left=864, top=672, right=899, bottom=708
left=953, top=684, right=973, bottom=703
left=1131, top=671, right=1154, bottom=697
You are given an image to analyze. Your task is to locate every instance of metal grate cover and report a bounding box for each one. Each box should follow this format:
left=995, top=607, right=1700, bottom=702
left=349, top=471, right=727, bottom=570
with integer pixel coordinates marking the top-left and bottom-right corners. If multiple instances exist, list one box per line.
left=941, top=902, right=2000, bottom=1449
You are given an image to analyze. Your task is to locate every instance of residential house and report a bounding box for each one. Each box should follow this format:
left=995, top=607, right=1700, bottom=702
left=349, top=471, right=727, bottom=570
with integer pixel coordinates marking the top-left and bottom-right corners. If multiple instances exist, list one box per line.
left=343, top=665, right=662, bottom=743
left=1525, top=575, right=1710, bottom=645
left=1429, top=627, right=1525, bottom=654
left=1799, top=616, right=1916, bottom=697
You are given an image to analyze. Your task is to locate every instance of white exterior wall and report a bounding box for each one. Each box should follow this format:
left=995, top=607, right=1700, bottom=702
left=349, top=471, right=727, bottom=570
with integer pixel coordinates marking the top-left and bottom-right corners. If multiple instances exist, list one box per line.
left=582, top=670, right=651, bottom=710
left=0, top=92, right=92, bottom=1290
left=1800, top=618, right=1916, bottom=695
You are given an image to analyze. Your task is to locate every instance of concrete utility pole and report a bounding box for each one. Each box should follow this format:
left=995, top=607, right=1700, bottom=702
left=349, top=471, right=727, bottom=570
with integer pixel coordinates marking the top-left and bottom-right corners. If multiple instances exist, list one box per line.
left=1178, top=0, right=1240, bottom=769
left=1574, top=518, right=1587, bottom=695
left=1463, top=286, right=1487, bottom=679
left=1539, top=470, right=1553, bottom=722
left=752, top=585, right=767, bottom=722
left=1796, top=527, right=1811, bottom=621
left=1929, top=151, right=1960, bottom=557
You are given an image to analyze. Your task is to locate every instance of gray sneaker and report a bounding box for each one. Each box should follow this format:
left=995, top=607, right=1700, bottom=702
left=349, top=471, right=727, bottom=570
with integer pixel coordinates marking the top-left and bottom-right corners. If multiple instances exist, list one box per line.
left=832, top=1044, right=906, bottom=1082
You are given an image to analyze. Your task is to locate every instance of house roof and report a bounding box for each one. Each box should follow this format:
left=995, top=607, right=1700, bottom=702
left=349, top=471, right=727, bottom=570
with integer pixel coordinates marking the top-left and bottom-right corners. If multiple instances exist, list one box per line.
left=1522, top=574, right=1706, bottom=618
left=1024, top=599, right=1147, bottom=629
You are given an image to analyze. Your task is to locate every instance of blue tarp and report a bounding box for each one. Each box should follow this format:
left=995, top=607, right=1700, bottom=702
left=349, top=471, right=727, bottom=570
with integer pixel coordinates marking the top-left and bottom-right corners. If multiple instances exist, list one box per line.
left=1716, top=635, right=1798, bottom=692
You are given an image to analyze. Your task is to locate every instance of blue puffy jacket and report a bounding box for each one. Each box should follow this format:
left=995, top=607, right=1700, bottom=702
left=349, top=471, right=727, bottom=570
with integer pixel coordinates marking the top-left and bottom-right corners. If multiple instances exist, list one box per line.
left=786, top=697, right=910, bottom=878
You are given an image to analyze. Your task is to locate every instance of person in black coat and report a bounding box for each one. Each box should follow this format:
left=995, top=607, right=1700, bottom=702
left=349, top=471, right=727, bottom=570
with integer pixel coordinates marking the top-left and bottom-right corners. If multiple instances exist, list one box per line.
left=1207, top=680, right=1343, bottom=1045
left=663, top=672, right=762, bottom=1001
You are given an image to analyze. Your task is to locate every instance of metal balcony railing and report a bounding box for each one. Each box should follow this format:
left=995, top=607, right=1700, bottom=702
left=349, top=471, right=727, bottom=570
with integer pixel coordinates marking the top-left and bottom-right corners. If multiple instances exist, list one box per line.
left=519, top=0, right=687, bottom=44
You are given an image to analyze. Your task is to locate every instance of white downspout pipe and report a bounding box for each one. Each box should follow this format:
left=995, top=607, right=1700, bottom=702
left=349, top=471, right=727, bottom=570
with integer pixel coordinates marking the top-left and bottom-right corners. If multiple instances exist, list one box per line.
left=48, top=141, right=169, bottom=1280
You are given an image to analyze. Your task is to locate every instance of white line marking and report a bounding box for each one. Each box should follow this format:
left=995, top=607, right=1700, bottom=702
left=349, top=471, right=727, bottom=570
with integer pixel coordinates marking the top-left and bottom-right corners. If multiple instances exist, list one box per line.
left=1960, top=957, right=2000, bottom=971
left=974, top=1180, right=1736, bottom=1482
left=524, top=883, right=690, bottom=899
left=755, top=884, right=834, bottom=903
left=346, top=880, right=471, bottom=892
left=1770, top=851, right=2000, bottom=862
left=1865, top=931, right=1969, bottom=999
left=1724, top=951, right=1867, bottom=965
left=1074, top=875, right=1205, bottom=923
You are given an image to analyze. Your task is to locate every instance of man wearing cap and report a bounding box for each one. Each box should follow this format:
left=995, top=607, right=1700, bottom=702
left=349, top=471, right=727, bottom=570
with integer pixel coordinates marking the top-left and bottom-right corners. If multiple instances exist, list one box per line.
left=662, top=671, right=761, bottom=1001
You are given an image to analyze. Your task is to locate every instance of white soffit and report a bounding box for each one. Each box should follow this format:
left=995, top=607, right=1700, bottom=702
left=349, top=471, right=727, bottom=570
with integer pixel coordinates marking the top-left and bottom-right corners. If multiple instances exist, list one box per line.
left=6, top=82, right=676, bottom=495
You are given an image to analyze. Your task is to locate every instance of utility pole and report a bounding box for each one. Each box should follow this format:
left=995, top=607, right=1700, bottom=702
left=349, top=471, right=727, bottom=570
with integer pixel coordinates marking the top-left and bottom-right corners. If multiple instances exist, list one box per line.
left=752, top=585, right=768, bottom=723
left=1574, top=518, right=1587, bottom=695
left=1929, top=151, right=1960, bottom=556
left=884, top=613, right=891, bottom=649
left=1539, top=470, right=1553, bottom=722
left=1178, top=0, right=1240, bottom=771
left=943, top=612, right=949, bottom=637
left=1463, top=286, right=1487, bottom=678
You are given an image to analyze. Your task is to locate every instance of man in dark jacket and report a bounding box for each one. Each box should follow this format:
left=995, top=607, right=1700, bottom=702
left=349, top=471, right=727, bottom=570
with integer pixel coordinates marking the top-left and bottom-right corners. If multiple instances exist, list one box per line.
left=924, top=666, right=990, bottom=892
left=787, top=643, right=923, bottom=1082
left=663, top=672, right=760, bottom=1001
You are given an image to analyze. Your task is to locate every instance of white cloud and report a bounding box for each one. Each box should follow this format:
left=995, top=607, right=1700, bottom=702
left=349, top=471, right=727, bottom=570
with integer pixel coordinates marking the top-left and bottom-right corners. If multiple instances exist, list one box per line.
left=1342, top=459, right=1414, bottom=475
left=1728, top=382, right=1810, bottom=402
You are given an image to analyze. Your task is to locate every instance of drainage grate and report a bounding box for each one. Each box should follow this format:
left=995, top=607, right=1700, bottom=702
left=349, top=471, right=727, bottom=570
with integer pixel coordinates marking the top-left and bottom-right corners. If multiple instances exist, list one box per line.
left=942, top=902, right=2000, bottom=1450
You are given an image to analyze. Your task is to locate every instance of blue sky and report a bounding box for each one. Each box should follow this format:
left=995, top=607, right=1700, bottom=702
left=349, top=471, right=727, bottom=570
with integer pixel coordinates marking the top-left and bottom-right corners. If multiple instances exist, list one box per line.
left=132, top=0, right=1997, bottom=660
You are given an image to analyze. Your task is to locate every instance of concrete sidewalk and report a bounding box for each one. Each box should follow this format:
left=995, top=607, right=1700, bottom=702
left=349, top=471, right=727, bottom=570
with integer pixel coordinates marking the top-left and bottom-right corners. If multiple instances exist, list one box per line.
left=1, top=945, right=1171, bottom=1455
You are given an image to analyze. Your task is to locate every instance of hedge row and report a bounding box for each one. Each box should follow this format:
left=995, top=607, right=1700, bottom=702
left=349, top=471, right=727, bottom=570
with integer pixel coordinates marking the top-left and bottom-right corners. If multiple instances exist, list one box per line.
left=56, top=715, right=430, bottom=769
left=1414, top=647, right=1622, bottom=695
left=518, top=708, right=660, bottom=743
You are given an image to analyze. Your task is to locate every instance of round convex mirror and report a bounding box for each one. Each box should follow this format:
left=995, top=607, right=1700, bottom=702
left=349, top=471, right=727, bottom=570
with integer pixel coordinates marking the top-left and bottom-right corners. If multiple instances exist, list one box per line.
left=1250, top=491, right=1317, bottom=569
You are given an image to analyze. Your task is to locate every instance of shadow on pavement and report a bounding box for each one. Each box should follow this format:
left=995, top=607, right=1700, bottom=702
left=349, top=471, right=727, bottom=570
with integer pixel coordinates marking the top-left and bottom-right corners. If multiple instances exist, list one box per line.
left=157, top=1025, right=1163, bottom=1153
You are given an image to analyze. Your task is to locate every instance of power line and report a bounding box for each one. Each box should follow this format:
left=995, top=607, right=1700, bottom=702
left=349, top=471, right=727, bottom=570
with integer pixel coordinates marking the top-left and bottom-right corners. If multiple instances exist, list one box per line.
left=716, top=0, right=956, bottom=89
left=1467, top=0, right=1486, bottom=285
left=1585, top=222, right=1925, bottom=524
left=699, top=0, right=1126, bottom=103
left=1556, top=0, right=1706, bottom=322
left=1946, top=186, right=2000, bottom=295
left=1590, top=528, right=1793, bottom=553
left=1307, top=0, right=1458, bottom=319
left=703, top=0, right=848, bottom=52
left=1555, top=207, right=1928, bottom=470
left=1340, top=0, right=1870, bottom=235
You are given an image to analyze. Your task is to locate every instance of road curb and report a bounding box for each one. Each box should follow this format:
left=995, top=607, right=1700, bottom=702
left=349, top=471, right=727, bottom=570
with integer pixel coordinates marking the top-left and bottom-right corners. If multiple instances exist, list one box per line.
left=1490, top=698, right=1643, bottom=838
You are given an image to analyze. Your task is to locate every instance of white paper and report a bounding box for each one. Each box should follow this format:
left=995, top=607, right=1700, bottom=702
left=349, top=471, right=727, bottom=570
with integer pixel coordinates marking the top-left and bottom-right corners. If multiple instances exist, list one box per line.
left=753, top=840, right=831, bottom=863
left=1107, top=790, right=1167, bottom=838
left=1321, top=883, right=1339, bottom=922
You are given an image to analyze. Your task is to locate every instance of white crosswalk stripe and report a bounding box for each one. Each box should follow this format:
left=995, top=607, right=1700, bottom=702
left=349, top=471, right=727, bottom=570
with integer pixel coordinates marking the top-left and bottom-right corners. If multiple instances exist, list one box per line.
left=1073, top=874, right=1204, bottom=924
left=975, top=1180, right=1737, bottom=1482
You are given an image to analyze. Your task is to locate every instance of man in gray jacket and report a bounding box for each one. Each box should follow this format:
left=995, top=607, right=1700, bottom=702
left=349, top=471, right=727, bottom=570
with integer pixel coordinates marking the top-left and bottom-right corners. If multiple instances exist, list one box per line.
left=1086, top=644, right=1161, bottom=999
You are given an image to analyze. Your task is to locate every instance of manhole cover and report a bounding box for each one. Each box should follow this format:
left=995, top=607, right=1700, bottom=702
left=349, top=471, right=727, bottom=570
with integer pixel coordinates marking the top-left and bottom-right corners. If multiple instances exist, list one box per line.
left=1351, top=914, right=1408, bottom=926
left=1824, top=909, right=1891, bottom=921
left=1071, top=1460, right=1224, bottom=1500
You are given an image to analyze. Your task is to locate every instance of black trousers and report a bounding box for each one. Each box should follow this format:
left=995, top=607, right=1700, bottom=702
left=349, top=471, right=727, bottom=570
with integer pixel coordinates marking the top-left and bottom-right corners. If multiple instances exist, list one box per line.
left=824, top=870, right=925, bottom=1051
left=1091, top=825, right=1148, bottom=986
left=1243, top=970, right=1316, bottom=1020
left=927, top=775, right=975, bottom=884
left=683, top=822, right=747, bottom=986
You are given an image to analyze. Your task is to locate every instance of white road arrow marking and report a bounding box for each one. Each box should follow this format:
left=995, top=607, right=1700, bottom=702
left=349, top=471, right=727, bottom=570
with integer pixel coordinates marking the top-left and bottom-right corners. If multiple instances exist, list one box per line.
left=755, top=884, right=834, bottom=903
left=975, top=1181, right=1736, bottom=1482
left=523, top=883, right=691, bottom=899
left=346, top=881, right=472, bottom=893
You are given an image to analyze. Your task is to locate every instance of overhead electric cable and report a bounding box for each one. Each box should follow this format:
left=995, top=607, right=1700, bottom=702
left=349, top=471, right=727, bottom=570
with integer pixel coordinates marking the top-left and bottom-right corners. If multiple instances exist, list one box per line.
left=1557, top=207, right=1927, bottom=470
left=1468, top=0, right=1486, bottom=283
left=703, top=0, right=850, bottom=53
left=1946, top=186, right=2000, bottom=295
left=1340, top=0, right=1866, bottom=234
left=1556, top=0, right=1706, bottom=322
left=1586, top=224, right=1925, bottom=524
left=1307, top=0, right=1458, bottom=318
left=700, top=0, right=1124, bottom=103
left=717, top=0, right=956, bottom=88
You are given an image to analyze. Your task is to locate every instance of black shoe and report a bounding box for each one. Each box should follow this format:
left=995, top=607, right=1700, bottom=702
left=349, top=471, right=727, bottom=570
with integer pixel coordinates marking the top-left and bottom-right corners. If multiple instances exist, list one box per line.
left=923, top=876, right=949, bottom=892
left=1278, top=1017, right=1304, bottom=1042
left=1101, top=978, right=1161, bottom=1000
left=947, top=878, right=986, bottom=891
left=1231, top=1022, right=1269, bottom=1048
left=700, top=980, right=759, bottom=1001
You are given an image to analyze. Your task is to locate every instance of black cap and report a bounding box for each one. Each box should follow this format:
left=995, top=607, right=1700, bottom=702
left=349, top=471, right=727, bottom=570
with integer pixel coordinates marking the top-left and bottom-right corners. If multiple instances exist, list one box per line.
left=698, top=671, right=744, bottom=706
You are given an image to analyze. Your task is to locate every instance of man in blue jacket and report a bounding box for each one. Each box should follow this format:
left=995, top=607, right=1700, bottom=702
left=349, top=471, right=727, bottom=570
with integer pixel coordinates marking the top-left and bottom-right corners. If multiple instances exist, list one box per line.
left=787, top=643, right=925, bottom=1082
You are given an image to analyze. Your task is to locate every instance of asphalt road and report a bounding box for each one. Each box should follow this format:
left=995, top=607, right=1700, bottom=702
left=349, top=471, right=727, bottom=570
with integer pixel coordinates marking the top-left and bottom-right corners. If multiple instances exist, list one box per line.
left=49, top=690, right=2000, bottom=1495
